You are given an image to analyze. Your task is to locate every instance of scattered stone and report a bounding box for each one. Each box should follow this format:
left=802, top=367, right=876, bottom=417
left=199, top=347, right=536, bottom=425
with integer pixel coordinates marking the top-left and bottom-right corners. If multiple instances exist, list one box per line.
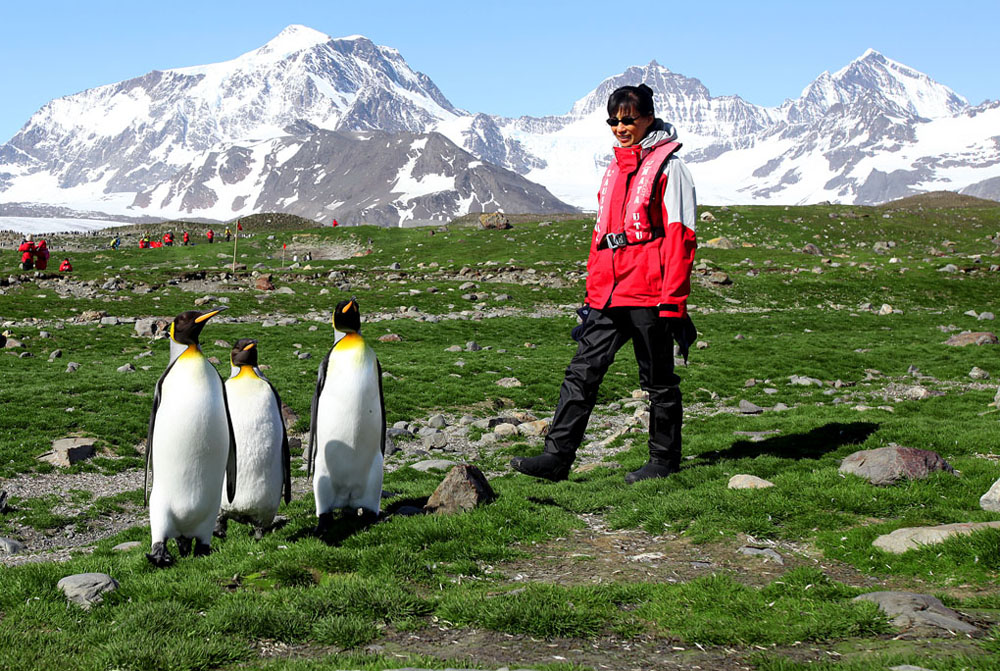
left=802, top=243, right=823, bottom=255
left=979, top=477, right=1000, bottom=512
left=853, top=592, right=981, bottom=637
left=969, top=366, right=990, bottom=380
left=696, top=340, right=709, bottom=350
left=377, top=333, right=402, bottom=342
left=47, top=349, right=63, bottom=360
left=445, top=345, right=463, bottom=352
left=117, top=363, right=136, bottom=373
left=410, top=459, right=457, bottom=472
left=979, top=312, right=995, bottom=321
left=738, top=399, right=763, bottom=415
left=839, top=446, right=955, bottom=486
left=737, top=546, right=784, bottom=564
left=465, top=341, right=482, bottom=352
left=479, top=212, right=511, bottom=230
left=877, top=303, right=894, bottom=316
left=728, top=474, right=775, bottom=489
left=0, top=537, right=24, bottom=555
left=38, top=437, right=97, bottom=467
left=902, top=385, right=933, bottom=400
left=703, top=236, right=735, bottom=249
left=517, top=418, right=550, bottom=437
left=945, top=331, right=998, bottom=346
left=57, top=573, right=120, bottom=609
left=707, top=271, right=732, bottom=285
left=789, top=375, right=822, bottom=387
left=873, top=521, right=1000, bottom=554
left=699, top=211, right=716, bottom=223
left=493, top=423, right=519, bottom=437
left=424, top=464, right=496, bottom=514
left=254, top=275, right=275, bottom=291
left=496, top=377, right=522, bottom=388
left=134, top=318, right=170, bottom=338
left=296, top=352, right=311, bottom=360
left=421, top=432, right=449, bottom=450
left=428, top=414, right=448, bottom=429
left=19, top=351, right=32, bottom=359
left=111, top=541, right=143, bottom=552
left=0, top=490, right=6, bottom=513
left=3, top=337, right=22, bottom=349
left=65, top=362, right=81, bottom=373
left=938, top=263, right=959, bottom=273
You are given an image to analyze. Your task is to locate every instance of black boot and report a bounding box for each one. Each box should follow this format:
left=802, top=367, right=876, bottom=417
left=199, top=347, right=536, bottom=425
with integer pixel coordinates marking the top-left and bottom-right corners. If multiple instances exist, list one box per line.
left=510, top=453, right=572, bottom=482
left=624, top=459, right=678, bottom=484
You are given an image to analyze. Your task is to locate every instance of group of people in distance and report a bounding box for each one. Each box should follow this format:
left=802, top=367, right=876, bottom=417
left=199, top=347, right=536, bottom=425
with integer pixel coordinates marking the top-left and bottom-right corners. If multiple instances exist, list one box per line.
left=128, top=227, right=235, bottom=250
left=17, top=233, right=72, bottom=272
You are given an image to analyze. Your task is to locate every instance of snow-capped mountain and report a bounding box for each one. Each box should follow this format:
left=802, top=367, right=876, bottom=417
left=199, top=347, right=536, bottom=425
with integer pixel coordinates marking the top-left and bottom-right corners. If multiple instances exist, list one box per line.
left=1, top=25, right=998, bottom=227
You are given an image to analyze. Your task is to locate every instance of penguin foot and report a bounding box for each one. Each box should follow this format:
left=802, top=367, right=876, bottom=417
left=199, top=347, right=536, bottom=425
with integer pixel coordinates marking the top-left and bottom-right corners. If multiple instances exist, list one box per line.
left=176, top=536, right=193, bottom=557
left=146, top=542, right=174, bottom=568
left=193, top=540, right=211, bottom=558
left=252, top=526, right=265, bottom=541
left=213, top=517, right=228, bottom=539
left=315, top=512, right=334, bottom=535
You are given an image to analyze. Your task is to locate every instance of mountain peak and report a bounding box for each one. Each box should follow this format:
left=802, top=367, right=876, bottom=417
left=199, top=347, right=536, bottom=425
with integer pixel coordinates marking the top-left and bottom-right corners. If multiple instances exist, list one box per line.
left=258, top=24, right=332, bottom=58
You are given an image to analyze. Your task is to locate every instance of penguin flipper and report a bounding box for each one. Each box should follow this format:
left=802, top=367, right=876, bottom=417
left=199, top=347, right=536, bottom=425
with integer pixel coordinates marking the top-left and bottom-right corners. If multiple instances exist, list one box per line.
left=377, top=357, right=387, bottom=457
left=145, top=361, right=176, bottom=507
left=220, top=376, right=237, bottom=503
left=266, top=379, right=293, bottom=504
left=308, top=348, right=332, bottom=477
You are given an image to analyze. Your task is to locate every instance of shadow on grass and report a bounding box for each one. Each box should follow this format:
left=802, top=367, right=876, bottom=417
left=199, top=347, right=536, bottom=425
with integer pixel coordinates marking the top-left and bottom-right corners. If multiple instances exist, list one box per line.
left=697, top=421, right=879, bottom=464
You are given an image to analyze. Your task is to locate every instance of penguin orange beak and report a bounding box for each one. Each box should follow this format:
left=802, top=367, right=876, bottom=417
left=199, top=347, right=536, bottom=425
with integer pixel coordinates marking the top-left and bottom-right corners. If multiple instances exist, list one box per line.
left=242, top=341, right=257, bottom=351
left=342, top=300, right=355, bottom=313
left=195, top=306, right=228, bottom=323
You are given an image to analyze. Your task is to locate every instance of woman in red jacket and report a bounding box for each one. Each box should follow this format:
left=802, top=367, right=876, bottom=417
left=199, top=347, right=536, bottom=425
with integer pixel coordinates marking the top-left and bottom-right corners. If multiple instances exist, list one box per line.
left=35, top=239, right=50, bottom=270
left=511, top=84, right=697, bottom=484
left=59, top=258, right=72, bottom=272
left=18, top=234, right=36, bottom=271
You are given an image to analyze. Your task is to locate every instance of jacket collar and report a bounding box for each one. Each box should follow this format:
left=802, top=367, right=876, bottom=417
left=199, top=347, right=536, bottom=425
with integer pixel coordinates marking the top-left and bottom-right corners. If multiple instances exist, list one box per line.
left=613, top=118, right=679, bottom=170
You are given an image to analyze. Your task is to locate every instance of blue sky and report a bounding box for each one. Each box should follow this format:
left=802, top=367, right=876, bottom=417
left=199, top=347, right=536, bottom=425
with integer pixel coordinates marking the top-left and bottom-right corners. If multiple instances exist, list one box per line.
left=1, top=0, right=998, bottom=142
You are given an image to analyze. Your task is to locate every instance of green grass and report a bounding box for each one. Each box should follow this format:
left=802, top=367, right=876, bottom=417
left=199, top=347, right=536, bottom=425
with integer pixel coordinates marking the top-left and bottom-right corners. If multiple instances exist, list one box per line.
left=3, top=204, right=1000, bottom=669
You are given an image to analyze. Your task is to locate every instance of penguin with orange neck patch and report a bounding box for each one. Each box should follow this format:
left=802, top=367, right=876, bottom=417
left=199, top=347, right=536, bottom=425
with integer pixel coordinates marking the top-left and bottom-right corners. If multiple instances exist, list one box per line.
left=215, top=339, right=291, bottom=539
left=145, top=308, right=236, bottom=567
left=308, top=298, right=386, bottom=532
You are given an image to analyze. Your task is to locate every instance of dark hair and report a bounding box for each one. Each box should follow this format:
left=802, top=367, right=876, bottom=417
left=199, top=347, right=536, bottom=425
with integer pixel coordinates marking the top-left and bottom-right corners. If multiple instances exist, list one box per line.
left=607, top=84, right=655, bottom=118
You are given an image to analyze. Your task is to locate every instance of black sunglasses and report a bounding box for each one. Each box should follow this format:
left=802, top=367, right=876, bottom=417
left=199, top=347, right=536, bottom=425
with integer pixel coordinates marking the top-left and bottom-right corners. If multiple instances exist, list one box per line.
left=606, top=116, right=642, bottom=127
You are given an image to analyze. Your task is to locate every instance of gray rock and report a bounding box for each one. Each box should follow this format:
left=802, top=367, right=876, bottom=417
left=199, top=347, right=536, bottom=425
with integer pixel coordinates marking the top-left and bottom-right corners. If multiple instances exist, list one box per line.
left=39, top=437, right=96, bottom=467
left=802, top=243, right=823, bottom=255
left=424, top=464, right=496, bottom=515
left=296, top=351, right=312, bottom=360
left=134, top=318, right=169, bottom=338
left=853, top=591, right=981, bottom=636
left=0, top=537, right=25, bottom=555
left=111, top=541, right=143, bottom=552
left=410, top=459, right=456, bottom=472
left=48, top=349, right=62, bottom=360
left=445, top=345, right=463, bottom=352
left=737, top=546, right=784, bottom=564
left=517, top=418, right=550, bottom=437
left=465, top=341, right=482, bottom=352
left=789, top=375, right=823, bottom=387
left=873, top=521, right=1000, bottom=554
left=979, top=477, right=1000, bottom=512
left=386, top=427, right=413, bottom=440
left=738, top=399, right=763, bottom=414
left=728, top=474, right=775, bottom=489
left=19, top=352, right=32, bottom=359
left=427, top=414, right=448, bottom=429
left=493, top=423, right=519, bottom=437
left=938, top=263, right=959, bottom=273
left=57, top=573, right=120, bottom=609
left=945, top=331, right=998, bottom=346
left=117, top=363, right=136, bottom=373
left=99, top=316, right=119, bottom=326
left=839, top=446, right=955, bottom=486
left=496, top=377, right=522, bottom=388
left=422, top=432, right=449, bottom=450
left=65, top=361, right=81, bottom=373
left=979, top=312, right=996, bottom=321
left=969, top=366, right=990, bottom=380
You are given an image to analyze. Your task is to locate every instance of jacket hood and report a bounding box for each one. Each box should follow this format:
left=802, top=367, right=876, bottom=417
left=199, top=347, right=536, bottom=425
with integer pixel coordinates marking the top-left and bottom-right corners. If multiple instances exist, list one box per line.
left=639, top=118, right=678, bottom=150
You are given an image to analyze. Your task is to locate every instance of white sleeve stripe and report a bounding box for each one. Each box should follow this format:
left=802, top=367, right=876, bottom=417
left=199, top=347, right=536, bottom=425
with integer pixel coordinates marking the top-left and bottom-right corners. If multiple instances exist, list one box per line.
left=663, top=157, right=697, bottom=234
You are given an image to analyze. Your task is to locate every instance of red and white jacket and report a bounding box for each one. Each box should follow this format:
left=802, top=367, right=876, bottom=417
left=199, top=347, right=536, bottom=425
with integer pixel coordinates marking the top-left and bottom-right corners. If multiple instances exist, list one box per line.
left=586, top=120, right=697, bottom=318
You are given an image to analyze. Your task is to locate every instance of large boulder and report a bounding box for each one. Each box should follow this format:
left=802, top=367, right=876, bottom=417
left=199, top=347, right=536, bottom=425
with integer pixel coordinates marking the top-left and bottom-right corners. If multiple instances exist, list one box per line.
left=424, top=464, right=496, bottom=514
left=980, top=477, right=1000, bottom=512
left=853, top=592, right=981, bottom=637
left=134, top=318, right=170, bottom=338
left=839, top=446, right=954, bottom=486
left=944, top=331, right=998, bottom=346
left=873, top=521, right=1000, bottom=554
left=478, top=212, right=511, bottom=230
left=57, top=573, right=119, bottom=609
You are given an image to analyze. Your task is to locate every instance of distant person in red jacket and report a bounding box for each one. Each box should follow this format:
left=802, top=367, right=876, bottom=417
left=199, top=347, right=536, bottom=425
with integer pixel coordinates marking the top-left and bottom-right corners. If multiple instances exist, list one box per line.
left=182, top=231, right=190, bottom=246
left=511, top=84, right=697, bottom=485
left=18, top=234, right=36, bottom=271
left=206, top=229, right=215, bottom=244
left=139, top=237, right=149, bottom=249
left=34, top=239, right=50, bottom=270
left=59, top=258, right=72, bottom=272
left=163, top=232, right=174, bottom=246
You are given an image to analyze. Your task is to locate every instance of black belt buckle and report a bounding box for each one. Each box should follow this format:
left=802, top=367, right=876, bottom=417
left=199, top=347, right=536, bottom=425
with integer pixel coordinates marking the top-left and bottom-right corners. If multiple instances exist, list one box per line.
left=604, top=232, right=628, bottom=250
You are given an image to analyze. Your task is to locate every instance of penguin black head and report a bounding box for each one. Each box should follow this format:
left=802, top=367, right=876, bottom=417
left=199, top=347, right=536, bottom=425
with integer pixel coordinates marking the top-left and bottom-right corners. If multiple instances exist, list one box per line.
left=230, top=338, right=259, bottom=368
left=170, top=307, right=227, bottom=346
left=333, top=298, right=361, bottom=333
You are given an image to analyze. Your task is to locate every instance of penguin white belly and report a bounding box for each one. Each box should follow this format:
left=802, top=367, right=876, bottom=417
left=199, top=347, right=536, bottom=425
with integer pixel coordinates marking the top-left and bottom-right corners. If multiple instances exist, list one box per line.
left=222, top=375, right=284, bottom=524
left=150, top=355, right=230, bottom=541
left=314, top=339, right=383, bottom=514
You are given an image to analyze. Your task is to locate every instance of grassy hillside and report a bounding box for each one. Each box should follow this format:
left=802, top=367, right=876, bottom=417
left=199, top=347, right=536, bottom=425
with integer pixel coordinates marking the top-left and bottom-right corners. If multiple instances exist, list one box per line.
left=1, top=203, right=1000, bottom=670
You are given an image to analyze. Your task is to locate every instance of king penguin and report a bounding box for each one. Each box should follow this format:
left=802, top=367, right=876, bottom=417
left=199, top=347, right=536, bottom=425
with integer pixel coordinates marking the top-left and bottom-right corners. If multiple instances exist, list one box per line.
left=145, top=307, right=236, bottom=567
left=216, top=338, right=291, bottom=539
left=308, top=298, right=386, bottom=532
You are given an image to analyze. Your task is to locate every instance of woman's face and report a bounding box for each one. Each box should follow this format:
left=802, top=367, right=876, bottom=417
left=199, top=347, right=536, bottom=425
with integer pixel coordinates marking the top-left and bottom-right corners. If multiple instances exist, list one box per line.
left=609, top=106, right=653, bottom=148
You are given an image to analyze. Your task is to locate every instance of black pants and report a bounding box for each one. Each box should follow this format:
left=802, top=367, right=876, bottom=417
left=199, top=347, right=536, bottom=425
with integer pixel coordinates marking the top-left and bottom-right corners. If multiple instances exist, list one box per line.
left=544, top=307, right=682, bottom=467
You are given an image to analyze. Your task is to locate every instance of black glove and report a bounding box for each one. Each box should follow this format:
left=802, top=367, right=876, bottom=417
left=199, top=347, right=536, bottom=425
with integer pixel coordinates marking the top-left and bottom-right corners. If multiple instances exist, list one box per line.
left=668, top=315, right=697, bottom=364
left=571, top=305, right=591, bottom=342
